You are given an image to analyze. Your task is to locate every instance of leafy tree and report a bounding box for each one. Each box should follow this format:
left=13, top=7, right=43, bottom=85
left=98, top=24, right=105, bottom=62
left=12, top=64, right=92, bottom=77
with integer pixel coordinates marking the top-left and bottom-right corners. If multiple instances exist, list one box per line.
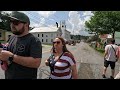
left=85, top=11, right=120, bottom=39
left=0, top=11, right=35, bottom=32
left=0, top=11, right=11, bottom=31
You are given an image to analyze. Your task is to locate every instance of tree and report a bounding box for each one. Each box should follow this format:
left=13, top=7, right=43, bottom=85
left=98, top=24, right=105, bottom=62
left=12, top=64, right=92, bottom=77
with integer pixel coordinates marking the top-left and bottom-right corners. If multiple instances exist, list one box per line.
left=0, top=11, right=11, bottom=31
left=85, top=11, right=120, bottom=39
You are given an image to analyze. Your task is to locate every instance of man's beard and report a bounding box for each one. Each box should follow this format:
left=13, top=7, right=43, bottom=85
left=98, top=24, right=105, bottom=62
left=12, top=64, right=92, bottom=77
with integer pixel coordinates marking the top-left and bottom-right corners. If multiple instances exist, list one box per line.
left=12, top=26, right=25, bottom=35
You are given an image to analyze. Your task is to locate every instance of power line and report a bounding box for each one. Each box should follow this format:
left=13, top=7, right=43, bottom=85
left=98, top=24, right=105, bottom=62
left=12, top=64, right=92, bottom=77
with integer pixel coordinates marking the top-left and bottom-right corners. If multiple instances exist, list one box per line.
left=26, top=12, right=60, bottom=31
left=27, top=11, right=65, bottom=26
left=25, top=11, right=73, bottom=34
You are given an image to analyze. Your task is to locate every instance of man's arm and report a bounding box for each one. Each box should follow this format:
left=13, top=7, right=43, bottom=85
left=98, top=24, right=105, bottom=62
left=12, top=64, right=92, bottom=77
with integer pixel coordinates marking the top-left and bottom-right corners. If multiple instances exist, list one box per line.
left=13, top=54, right=41, bottom=68
left=0, top=35, right=42, bottom=68
left=0, top=50, right=41, bottom=68
left=104, top=46, right=108, bottom=59
left=116, top=48, right=119, bottom=59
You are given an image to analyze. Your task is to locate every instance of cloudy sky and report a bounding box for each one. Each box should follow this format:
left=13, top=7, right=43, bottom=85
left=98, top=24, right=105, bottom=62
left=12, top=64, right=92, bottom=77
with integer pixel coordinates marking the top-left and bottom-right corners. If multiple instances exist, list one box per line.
left=4, top=11, right=94, bottom=36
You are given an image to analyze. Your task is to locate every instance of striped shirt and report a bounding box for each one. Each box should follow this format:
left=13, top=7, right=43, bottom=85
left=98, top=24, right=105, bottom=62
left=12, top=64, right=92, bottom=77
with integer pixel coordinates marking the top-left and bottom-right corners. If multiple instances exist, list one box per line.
left=50, top=52, right=76, bottom=79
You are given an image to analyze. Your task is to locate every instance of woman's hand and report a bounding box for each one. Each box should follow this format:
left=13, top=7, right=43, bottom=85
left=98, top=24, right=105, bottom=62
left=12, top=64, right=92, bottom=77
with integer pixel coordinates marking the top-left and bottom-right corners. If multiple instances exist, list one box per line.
left=45, top=59, right=49, bottom=66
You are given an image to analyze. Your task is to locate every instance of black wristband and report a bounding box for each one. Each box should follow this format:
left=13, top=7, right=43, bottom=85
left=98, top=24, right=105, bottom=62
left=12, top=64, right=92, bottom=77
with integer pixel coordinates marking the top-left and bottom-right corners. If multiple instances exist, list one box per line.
left=8, top=54, right=14, bottom=63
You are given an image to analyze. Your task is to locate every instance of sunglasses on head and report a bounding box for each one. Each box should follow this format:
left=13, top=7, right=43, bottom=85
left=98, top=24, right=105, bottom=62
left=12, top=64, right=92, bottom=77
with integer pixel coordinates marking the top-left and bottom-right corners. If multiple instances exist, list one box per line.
left=10, top=19, right=25, bottom=25
left=53, top=41, right=61, bottom=44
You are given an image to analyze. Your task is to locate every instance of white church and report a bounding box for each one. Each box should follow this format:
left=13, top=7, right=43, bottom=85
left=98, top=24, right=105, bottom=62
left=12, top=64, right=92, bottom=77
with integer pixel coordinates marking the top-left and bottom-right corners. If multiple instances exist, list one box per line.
left=30, top=21, right=71, bottom=44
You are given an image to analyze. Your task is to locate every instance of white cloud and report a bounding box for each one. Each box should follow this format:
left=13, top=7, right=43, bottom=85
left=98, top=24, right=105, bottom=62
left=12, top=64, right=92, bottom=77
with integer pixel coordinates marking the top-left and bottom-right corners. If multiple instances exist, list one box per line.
left=68, top=11, right=80, bottom=25
left=68, top=11, right=86, bottom=35
left=49, top=18, right=55, bottom=22
left=68, top=11, right=93, bottom=35
left=83, top=11, right=93, bottom=16
left=84, top=16, right=91, bottom=22
left=40, top=18, right=45, bottom=25
left=66, top=20, right=73, bottom=32
left=2, top=11, right=93, bottom=36
left=37, top=11, right=56, bottom=18
left=28, top=11, right=56, bottom=27
left=30, top=21, right=41, bottom=28
left=30, top=18, right=46, bottom=27
left=2, top=11, right=12, bottom=14
left=82, top=11, right=94, bottom=22
left=30, top=23, right=40, bottom=28
left=20, top=11, right=46, bottom=27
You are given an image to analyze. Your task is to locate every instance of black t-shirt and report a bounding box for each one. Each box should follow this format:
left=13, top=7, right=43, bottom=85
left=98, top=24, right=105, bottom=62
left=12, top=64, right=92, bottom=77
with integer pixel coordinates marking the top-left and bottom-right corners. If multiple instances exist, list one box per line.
left=5, top=33, right=42, bottom=79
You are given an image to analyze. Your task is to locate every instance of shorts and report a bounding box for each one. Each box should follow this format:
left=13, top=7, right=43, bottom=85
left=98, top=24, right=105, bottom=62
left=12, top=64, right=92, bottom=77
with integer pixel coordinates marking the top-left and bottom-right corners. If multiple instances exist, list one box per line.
left=104, top=60, right=115, bottom=69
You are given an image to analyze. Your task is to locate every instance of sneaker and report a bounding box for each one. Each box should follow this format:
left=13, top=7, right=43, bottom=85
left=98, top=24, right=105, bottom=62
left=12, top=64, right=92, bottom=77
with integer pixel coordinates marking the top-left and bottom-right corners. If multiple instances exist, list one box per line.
left=102, top=74, right=106, bottom=78
left=110, top=76, right=114, bottom=79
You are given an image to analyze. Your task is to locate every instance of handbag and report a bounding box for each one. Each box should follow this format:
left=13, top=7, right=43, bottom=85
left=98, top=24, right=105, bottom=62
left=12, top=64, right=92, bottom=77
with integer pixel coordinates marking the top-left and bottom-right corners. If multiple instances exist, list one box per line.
left=0, top=61, right=8, bottom=71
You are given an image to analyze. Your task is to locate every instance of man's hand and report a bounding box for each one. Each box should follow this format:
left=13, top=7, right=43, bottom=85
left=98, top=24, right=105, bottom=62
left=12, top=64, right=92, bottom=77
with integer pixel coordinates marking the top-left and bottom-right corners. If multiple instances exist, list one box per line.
left=0, top=50, right=13, bottom=61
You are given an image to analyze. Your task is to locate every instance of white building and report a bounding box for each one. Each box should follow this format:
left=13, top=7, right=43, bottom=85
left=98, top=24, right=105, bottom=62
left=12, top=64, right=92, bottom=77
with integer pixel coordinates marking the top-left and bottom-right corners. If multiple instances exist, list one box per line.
left=0, top=29, right=13, bottom=42
left=29, top=26, right=71, bottom=44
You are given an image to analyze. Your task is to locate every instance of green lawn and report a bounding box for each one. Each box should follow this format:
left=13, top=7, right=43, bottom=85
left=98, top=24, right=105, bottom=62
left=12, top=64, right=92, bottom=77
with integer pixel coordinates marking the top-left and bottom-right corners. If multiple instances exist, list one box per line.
left=95, top=48, right=105, bottom=54
left=0, top=40, right=7, bottom=44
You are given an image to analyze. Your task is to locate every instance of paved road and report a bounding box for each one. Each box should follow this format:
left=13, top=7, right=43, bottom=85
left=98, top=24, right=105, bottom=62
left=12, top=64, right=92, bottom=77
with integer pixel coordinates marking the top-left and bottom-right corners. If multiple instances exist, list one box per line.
left=38, top=41, right=120, bottom=79
left=69, top=41, right=120, bottom=79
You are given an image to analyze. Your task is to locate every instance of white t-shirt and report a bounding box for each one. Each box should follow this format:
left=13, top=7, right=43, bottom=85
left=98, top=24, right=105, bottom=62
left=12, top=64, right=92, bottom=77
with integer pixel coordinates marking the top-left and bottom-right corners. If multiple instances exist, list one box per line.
left=105, top=44, right=118, bottom=62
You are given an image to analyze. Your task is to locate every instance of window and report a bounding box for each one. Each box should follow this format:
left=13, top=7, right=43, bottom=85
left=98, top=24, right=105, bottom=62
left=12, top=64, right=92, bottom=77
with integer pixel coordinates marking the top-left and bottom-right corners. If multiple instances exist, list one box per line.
left=42, top=34, right=44, bottom=37
left=51, top=39, right=53, bottom=42
left=46, top=39, right=48, bottom=42
left=46, top=35, right=48, bottom=37
left=51, top=34, right=53, bottom=37
left=38, top=34, right=39, bottom=37
left=8, top=35, right=11, bottom=39
left=7, top=35, right=11, bottom=42
left=42, top=39, right=43, bottom=42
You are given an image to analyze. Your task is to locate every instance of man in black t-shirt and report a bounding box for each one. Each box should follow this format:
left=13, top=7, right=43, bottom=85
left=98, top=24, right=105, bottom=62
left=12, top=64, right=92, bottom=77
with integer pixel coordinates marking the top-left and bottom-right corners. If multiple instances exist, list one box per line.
left=0, top=11, right=42, bottom=79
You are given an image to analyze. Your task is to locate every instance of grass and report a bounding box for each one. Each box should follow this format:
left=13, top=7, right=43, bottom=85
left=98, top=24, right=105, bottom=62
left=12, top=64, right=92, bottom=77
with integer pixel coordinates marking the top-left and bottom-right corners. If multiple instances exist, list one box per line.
left=95, top=48, right=105, bottom=54
left=89, top=44, right=104, bottom=54
left=0, top=40, right=7, bottom=44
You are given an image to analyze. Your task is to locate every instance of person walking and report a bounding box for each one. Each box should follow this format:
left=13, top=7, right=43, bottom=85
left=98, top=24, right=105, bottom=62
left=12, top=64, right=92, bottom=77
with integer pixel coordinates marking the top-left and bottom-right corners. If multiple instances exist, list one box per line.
left=114, top=44, right=120, bottom=79
left=45, top=37, right=78, bottom=79
left=0, top=11, right=42, bottom=79
left=102, top=38, right=118, bottom=79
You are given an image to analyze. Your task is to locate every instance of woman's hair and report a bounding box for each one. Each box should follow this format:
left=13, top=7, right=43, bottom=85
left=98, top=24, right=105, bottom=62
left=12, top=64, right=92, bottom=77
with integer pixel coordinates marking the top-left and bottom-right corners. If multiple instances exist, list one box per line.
left=52, top=37, right=74, bottom=56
